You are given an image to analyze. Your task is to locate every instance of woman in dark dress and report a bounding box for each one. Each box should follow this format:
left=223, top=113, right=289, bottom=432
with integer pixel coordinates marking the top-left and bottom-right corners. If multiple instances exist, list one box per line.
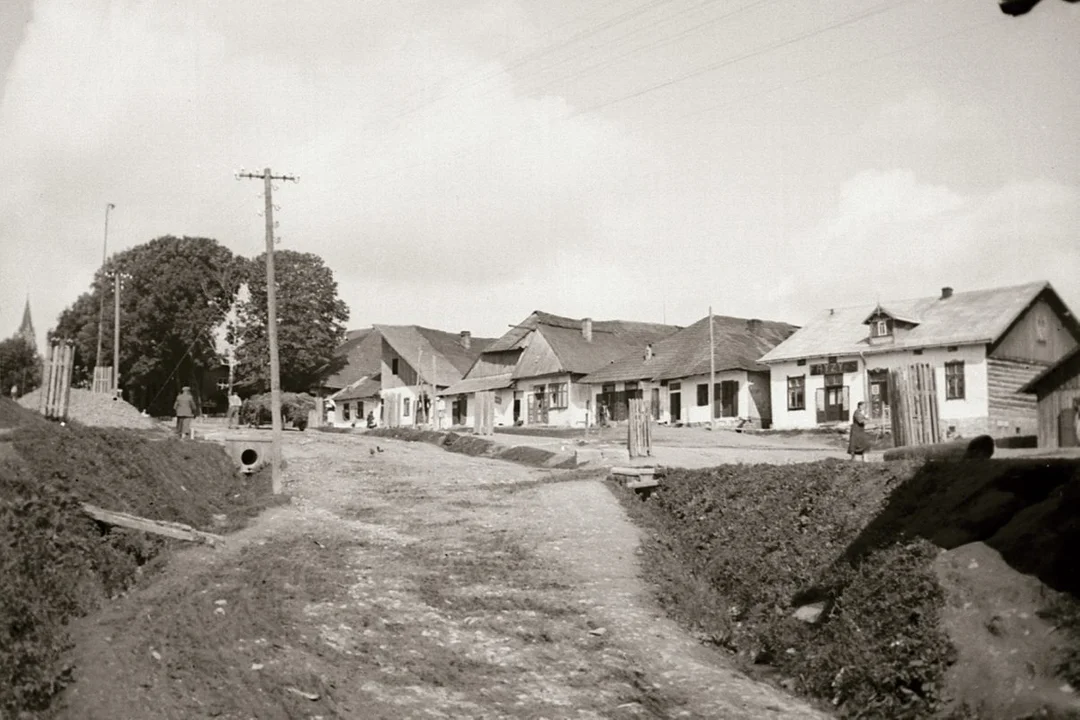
left=848, top=401, right=871, bottom=461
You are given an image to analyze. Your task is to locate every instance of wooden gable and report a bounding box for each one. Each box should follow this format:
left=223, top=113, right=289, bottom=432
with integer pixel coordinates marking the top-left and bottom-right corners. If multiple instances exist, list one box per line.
left=510, top=330, right=564, bottom=379
left=990, top=291, right=1080, bottom=364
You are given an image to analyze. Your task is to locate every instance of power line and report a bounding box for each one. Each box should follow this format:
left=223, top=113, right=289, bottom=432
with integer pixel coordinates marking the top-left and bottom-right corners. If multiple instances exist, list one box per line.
left=569, top=0, right=910, bottom=117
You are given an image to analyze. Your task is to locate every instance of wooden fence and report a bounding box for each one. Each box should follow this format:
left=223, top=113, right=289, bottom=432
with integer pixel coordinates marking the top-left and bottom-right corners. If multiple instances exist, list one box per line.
left=888, top=363, right=941, bottom=447
left=627, top=397, right=652, bottom=458
left=39, top=341, right=75, bottom=421
left=474, top=390, right=496, bottom=435
left=92, top=366, right=114, bottom=394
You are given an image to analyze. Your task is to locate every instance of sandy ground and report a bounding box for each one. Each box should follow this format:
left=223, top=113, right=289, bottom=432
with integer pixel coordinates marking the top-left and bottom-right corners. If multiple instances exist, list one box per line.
left=54, top=428, right=827, bottom=719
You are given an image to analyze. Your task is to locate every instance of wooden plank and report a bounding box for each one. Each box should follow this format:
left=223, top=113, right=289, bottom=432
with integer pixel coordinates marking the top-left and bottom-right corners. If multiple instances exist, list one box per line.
left=610, top=466, right=655, bottom=477
left=626, top=478, right=660, bottom=489
left=82, top=503, right=225, bottom=546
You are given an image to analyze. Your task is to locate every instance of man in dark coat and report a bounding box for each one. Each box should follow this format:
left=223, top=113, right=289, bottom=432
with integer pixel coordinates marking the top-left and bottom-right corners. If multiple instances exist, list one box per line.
left=174, top=386, right=197, bottom=439
left=848, top=401, right=871, bottom=461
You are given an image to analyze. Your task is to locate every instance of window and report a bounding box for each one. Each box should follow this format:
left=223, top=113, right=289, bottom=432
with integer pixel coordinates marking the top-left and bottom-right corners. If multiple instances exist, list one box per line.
left=403, top=397, right=411, bottom=416
left=913, top=349, right=923, bottom=355
left=827, top=356, right=838, bottom=364
left=873, top=319, right=890, bottom=337
left=668, top=381, right=681, bottom=391
left=548, top=383, right=568, bottom=409
left=391, top=358, right=399, bottom=375
left=945, top=361, right=965, bottom=400
left=797, top=359, right=807, bottom=366
left=342, top=403, right=351, bottom=421
left=787, top=376, right=806, bottom=411
left=696, top=384, right=709, bottom=406
left=824, top=373, right=843, bottom=388
left=946, top=346, right=958, bottom=352
left=601, top=383, right=615, bottom=395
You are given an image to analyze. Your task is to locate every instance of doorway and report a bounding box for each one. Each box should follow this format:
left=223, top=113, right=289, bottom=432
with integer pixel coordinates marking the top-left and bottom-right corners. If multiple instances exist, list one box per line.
left=669, top=391, right=681, bottom=423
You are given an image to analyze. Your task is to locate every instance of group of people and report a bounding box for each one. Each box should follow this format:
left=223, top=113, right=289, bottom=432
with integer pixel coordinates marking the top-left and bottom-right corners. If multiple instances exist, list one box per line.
left=172, top=386, right=244, bottom=439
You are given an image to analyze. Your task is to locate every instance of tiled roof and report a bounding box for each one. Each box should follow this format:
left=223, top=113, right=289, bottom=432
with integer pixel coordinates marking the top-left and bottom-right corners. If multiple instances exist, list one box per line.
left=333, top=375, right=382, bottom=401
left=438, top=373, right=515, bottom=396
left=512, top=313, right=681, bottom=376
left=760, top=282, right=1056, bottom=363
left=375, top=325, right=495, bottom=387
left=323, top=328, right=382, bottom=390
left=581, top=315, right=798, bottom=384
left=1020, top=345, right=1080, bottom=394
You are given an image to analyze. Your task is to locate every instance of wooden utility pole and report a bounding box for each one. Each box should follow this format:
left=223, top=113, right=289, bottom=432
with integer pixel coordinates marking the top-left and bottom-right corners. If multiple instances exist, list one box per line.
left=95, top=203, right=115, bottom=374
left=113, top=271, right=121, bottom=392
left=237, top=167, right=299, bottom=494
left=709, top=306, right=716, bottom=430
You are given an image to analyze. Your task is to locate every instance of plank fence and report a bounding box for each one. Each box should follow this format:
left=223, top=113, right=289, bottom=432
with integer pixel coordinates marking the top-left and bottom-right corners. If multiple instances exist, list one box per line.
left=627, top=397, right=652, bottom=458
left=888, top=363, right=941, bottom=447
left=474, top=390, right=495, bottom=435
left=38, top=341, right=75, bottom=421
left=92, top=366, right=114, bottom=394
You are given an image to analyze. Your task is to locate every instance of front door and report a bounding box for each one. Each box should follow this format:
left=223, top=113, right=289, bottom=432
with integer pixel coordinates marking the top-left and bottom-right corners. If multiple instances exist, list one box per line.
left=669, top=392, right=681, bottom=423
left=816, top=374, right=850, bottom=424
left=513, top=397, right=521, bottom=424
left=868, top=370, right=889, bottom=420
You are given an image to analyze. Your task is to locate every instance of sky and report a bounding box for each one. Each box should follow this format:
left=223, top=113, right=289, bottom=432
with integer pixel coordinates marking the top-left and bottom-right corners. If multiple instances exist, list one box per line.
left=1, top=0, right=1078, bottom=350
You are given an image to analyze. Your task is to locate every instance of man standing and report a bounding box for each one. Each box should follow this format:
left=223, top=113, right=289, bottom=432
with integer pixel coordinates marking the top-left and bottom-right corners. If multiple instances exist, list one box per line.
left=227, top=390, right=242, bottom=429
left=174, top=386, right=197, bottom=439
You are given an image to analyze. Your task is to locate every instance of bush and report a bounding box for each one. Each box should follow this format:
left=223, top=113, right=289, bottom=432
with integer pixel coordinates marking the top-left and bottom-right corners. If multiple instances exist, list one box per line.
left=240, top=392, right=316, bottom=430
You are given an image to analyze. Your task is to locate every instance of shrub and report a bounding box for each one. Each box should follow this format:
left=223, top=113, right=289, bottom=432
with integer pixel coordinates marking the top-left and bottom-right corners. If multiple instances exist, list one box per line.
left=240, top=392, right=316, bottom=430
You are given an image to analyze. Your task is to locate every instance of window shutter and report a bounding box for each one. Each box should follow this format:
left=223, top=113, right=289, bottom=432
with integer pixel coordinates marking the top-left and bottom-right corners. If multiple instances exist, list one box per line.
left=733, top=381, right=739, bottom=417
left=815, top=388, right=825, bottom=423
left=842, top=386, right=850, bottom=417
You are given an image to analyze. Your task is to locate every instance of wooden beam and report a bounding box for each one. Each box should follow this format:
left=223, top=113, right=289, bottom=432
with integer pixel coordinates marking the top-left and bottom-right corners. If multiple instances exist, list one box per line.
left=82, top=503, right=225, bottom=546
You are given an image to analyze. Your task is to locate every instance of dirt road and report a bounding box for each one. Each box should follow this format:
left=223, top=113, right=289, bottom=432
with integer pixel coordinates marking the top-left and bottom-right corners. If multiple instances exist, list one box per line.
left=54, top=431, right=827, bottom=719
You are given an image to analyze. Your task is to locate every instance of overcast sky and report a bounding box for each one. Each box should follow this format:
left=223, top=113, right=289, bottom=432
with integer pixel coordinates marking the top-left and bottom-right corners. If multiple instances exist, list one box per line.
left=2, top=0, right=1078, bottom=348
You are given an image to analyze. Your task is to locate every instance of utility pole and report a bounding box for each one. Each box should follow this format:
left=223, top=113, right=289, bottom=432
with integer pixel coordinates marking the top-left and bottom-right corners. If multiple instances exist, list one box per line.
left=113, top=271, right=121, bottom=393
left=709, top=306, right=716, bottom=431
left=236, top=167, right=299, bottom=495
left=95, top=203, right=115, bottom=376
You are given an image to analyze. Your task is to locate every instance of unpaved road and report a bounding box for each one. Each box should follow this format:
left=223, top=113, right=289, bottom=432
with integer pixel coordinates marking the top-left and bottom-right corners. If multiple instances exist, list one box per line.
left=54, top=430, right=827, bottom=719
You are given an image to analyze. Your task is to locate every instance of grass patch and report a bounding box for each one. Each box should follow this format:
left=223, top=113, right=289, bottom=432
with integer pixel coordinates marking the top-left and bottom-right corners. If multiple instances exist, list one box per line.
left=612, top=457, right=1080, bottom=718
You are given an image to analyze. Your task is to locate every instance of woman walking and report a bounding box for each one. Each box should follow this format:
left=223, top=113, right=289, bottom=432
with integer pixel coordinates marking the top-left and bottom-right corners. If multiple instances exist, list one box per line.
left=848, top=401, right=871, bottom=461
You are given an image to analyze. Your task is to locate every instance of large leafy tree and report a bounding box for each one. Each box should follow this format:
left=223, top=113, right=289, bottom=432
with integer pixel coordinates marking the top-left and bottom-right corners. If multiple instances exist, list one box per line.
left=53, top=236, right=243, bottom=413
left=232, top=250, right=349, bottom=393
left=0, top=336, right=41, bottom=397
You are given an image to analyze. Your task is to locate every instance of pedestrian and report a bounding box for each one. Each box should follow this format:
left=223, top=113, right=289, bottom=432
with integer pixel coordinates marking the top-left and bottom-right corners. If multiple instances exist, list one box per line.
left=174, top=386, right=197, bottom=439
left=848, top=400, right=871, bottom=461
left=226, top=389, right=242, bottom=429
left=367, top=410, right=376, bottom=429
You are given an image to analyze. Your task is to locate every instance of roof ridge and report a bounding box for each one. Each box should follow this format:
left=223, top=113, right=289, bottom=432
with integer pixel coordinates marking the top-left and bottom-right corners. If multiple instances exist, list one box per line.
left=815, top=280, right=1049, bottom=314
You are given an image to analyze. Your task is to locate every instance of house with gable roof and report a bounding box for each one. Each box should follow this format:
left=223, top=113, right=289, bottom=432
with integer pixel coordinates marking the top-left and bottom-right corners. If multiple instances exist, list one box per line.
left=759, top=282, right=1080, bottom=437
left=376, top=325, right=494, bottom=428
left=441, top=312, right=680, bottom=428
left=321, top=326, right=492, bottom=428
left=581, top=314, right=798, bottom=427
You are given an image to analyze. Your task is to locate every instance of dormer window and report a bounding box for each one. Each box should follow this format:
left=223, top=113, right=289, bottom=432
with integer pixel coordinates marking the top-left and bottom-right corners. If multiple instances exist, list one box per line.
left=873, top=319, right=890, bottom=337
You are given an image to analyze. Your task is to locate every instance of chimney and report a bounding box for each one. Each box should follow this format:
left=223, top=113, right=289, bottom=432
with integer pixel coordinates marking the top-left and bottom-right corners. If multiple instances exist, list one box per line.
left=581, top=317, right=593, bottom=342
left=746, top=318, right=761, bottom=332
left=459, top=330, right=471, bottom=350
left=644, top=343, right=653, bottom=361
left=940, top=287, right=953, bottom=300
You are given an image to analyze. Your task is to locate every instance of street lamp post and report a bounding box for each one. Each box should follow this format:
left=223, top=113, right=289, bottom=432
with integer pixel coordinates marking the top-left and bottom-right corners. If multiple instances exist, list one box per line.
left=95, top=203, right=116, bottom=380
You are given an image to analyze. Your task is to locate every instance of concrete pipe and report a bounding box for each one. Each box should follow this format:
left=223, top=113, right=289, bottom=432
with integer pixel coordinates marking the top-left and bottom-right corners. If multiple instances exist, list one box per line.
left=882, top=434, right=995, bottom=462
left=223, top=437, right=274, bottom=474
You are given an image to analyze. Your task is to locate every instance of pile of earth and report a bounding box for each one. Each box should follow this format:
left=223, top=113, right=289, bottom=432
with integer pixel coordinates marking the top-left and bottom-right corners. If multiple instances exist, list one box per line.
left=365, top=426, right=580, bottom=468
left=0, top=397, right=282, bottom=716
left=18, top=388, right=164, bottom=432
left=612, top=457, right=1080, bottom=719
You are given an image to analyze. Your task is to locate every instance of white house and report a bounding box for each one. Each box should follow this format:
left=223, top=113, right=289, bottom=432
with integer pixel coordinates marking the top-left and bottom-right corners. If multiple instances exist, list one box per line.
left=580, top=314, right=798, bottom=428
left=441, top=312, right=680, bottom=429
left=759, top=282, right=1080, bottom=438
left=376, top=325, right=492, bottom=428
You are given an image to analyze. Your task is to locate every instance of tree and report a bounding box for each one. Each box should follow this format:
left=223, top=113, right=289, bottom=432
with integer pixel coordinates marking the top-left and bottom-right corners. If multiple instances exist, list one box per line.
left=232, top=250, right=349, bottom=393
left=0, top=336, right=41, bottom=397
left=52, top=236, right=244, bottom=414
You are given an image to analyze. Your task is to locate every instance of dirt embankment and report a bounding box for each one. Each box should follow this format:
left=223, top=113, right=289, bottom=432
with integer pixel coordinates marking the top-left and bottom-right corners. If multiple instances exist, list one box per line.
left=0, top=397, right=280, bottom=717
left=613, top=457, right=1080, bottom=719
left=365, top=426, right=580, bottom=468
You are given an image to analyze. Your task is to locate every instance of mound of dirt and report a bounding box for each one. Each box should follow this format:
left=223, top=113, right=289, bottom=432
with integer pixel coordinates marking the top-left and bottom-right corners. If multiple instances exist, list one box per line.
left=0, top=397, right=48, bottom=429
left=934, top=542, right=1080, bottom=719
left=18, top=388, right=165, bottom=432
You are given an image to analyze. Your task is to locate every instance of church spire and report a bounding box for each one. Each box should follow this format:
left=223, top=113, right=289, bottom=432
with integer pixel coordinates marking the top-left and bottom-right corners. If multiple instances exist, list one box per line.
left=16, top=296, right=36, bottom=353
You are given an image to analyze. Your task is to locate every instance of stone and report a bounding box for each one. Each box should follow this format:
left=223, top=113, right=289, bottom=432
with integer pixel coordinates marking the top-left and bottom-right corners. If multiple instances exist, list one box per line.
left=792, top=601, right=826, bottom=624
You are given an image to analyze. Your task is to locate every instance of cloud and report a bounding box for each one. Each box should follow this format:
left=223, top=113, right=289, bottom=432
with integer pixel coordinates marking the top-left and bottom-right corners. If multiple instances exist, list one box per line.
left=775, top=169, right=1080, bottom=317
